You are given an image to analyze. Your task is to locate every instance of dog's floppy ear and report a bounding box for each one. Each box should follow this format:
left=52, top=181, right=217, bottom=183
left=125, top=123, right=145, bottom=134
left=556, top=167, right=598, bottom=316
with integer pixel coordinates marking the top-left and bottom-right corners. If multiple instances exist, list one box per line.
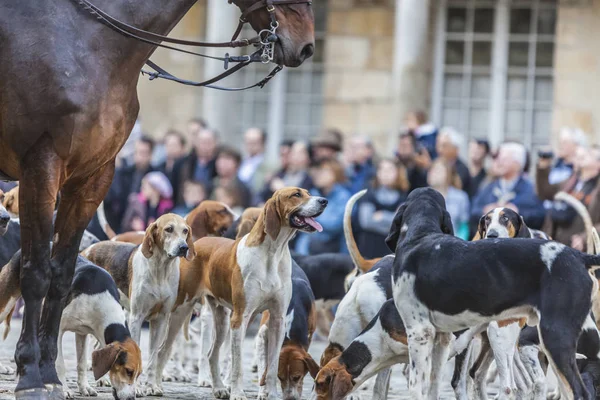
left=92, top=343, right=121, bottom=381
left=474, top=214, right=487, bottom=240
left=385, top=203, right=407, bottom=253
left=264, top=197, right=281, bottom=240
left=141, top=222, right=158, bottom=259
left=515, top=216, right=531, bottom=238
left=331, top=370, right=354, bottom=400
left=185, top=224, right=196, bottom=261
left=441, top=211, right=454, bottom=236
left=188, top=209, right=208, bottom=241
left=304, top=353, right=321, bottom=379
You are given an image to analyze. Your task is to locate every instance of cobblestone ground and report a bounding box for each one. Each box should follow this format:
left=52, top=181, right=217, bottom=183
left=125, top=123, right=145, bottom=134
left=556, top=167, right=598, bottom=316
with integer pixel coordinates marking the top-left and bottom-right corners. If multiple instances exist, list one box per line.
left=0, top=319, right=464, bottom=400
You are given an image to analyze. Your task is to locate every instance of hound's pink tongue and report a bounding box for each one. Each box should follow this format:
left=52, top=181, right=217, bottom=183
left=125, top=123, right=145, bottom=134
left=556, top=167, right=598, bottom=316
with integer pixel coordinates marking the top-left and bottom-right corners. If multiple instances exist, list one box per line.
left=303, top=217, right=323, bottom=232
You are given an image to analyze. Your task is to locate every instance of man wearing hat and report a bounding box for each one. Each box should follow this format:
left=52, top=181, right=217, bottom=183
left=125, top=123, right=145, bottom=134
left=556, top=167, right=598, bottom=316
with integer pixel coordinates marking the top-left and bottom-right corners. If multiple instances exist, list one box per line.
left=311, top=128, right=343, bottom=162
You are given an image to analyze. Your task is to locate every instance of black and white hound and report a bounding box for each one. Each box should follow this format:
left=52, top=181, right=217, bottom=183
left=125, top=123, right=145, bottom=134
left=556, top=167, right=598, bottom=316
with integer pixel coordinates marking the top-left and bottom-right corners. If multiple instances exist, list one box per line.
left=387, top=187, right=600, bottom=400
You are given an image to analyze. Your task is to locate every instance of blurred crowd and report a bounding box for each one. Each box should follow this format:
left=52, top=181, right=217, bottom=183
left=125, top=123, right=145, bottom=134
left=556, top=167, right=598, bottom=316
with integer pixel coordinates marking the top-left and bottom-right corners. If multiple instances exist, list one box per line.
left=78, top=110, right=600, bottom=257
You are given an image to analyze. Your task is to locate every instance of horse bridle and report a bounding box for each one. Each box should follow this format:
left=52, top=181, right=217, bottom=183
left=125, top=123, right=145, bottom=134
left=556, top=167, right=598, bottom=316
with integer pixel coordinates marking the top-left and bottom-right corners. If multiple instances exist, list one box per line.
left=74, top=0, right=312, bottom=91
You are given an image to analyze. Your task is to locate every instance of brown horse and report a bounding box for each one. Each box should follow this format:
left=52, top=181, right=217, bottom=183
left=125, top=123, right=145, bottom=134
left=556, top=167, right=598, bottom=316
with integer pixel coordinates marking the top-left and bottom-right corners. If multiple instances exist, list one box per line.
left=0, top=1, right=314, bottom=398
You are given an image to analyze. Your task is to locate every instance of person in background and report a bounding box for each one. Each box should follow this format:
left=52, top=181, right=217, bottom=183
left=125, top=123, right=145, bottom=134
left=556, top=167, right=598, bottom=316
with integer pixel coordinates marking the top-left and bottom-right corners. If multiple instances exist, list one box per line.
left=238, top=127, right=272, bottom=196
left=396, top=132, right=429, bottom=191
left=171, top=180, right=207, bottom=217
left=357, top=159, right=409, bottom=258
left=471, top=142, right=546, bottom=230
left=186, top=117, right=208, bottom=143
left=172, top=128, right=218, bottom=205
left=157, top=129, right=186, bottom=187
left=538, top=146, right=600, bottom=251
left=213, top=146, right=252, bottom=209
left=436, top=127, right=471, bottom=194
left=115, top=118, right=143, bottom=168
left=344, top=135, right=376, bottom=194
left=295, top=159, right=351, bottom=255
left=427, top=159, right=470, bottom=240
left=547, top=127, right=587, bottom=186
left=121, top=171, right=173, bottom=232
left=104, top=135, right=155, bottom=232
left=468, top=139, right=490, bottom=197
left=311, top=128, right=343, bottom=162
left=261, top=141, right=313, bottom=202
left=214, top=181, right=247, bottom=216
left=405, top=110, right=439, bottom=159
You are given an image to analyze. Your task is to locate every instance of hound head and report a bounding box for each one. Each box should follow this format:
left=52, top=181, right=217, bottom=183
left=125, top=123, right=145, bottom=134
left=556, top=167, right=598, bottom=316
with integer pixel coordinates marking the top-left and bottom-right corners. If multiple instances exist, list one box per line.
left=319, top=342, right=344, bottom=368
left=236, top=207, right=263, bottom=239
left=186, top=200, right=237, bottom=240
left=249, top=187, right=327, bottom=245
left=276, top=343, right=320, bottom=400
left=385, top=188, right=454, bottom=252
left=314, top=357, right=355, bottom=400
left=0, top=190, right=10, bottom=236
left=2, top=186, right=19, bottom=218
left=141, top=214, right=196, bottom=261
left=92, top=338, right=142, bottom=400
left=476, top=207, right=530, bottom=240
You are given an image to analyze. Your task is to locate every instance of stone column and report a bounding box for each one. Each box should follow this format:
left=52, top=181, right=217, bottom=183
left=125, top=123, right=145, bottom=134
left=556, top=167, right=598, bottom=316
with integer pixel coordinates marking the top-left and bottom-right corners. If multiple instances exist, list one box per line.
left=202, top=0, right=240, bottom=141
left=389, top=0, right=431, bottom=148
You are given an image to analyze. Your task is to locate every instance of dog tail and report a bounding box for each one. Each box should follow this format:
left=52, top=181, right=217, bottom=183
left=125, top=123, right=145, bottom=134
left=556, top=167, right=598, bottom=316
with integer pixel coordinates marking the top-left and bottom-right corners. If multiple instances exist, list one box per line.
left=97, top=201, right=116, bottom=240
left=555, top=192, right=597, bottom=254
left=344, top=190, right=370, bottom=274
left=2, top=305, right=14, bottom=341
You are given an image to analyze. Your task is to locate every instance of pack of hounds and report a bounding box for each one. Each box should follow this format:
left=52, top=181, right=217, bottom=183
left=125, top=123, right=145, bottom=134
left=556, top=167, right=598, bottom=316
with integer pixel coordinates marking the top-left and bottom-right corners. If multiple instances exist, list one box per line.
left=1, top=184, right=600, bottom=400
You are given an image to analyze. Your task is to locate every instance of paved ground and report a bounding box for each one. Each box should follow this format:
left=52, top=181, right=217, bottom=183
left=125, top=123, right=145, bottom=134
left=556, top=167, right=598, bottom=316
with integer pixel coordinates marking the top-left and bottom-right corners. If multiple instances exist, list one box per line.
left=0, top=318, right=463, bottom=400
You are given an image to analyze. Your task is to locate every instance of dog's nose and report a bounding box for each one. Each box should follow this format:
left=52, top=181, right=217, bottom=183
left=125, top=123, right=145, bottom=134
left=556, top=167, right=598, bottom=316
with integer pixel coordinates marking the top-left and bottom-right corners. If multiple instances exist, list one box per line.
left=486, top=231, right=499, bottom=239
left=317, top=198, right=328, bottom=206
left=177, top=245, right=189, bottom=257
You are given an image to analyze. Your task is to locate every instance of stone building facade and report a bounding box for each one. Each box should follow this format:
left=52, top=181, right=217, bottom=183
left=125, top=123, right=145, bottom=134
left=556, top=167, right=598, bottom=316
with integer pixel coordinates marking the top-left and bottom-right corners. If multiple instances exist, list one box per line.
left=137, top=0, right=599, bottom=161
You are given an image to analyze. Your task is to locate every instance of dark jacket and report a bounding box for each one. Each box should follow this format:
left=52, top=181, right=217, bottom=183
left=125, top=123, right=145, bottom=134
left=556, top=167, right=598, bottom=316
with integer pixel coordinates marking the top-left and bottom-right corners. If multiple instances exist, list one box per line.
left=346, top=161, right=376, bottom=194
left=453, top=158, right=472, bottom=196
left=470, top=176, right=546, bottom=230
left=121, top=193, right=173, bottom=232
left=156, top=159, right=182, bottom=191
left=537, top=165, right=600, bottom=250
left=171, top=151, right=217, bottom=206
left=104, top=164, right=154, bottom=233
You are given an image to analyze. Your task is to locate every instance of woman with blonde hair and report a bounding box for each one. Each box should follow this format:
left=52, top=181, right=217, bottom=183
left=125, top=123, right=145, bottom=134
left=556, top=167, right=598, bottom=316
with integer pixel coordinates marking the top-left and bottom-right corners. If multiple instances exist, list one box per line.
left=427, top=159, right=470, bottom=240
left=357, top=158, right=410, bottom=258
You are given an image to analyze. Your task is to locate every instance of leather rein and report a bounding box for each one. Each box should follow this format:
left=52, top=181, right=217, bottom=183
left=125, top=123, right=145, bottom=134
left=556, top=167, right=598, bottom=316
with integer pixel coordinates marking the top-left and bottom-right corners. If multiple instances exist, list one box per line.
left=73, top=0, right=312, bottom=91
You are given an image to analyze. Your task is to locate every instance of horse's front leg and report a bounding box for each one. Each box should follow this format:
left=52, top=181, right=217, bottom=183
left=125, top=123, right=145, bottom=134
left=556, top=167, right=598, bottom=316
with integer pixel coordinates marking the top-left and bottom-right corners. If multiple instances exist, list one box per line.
left=38, top=163, right=115, bottom=398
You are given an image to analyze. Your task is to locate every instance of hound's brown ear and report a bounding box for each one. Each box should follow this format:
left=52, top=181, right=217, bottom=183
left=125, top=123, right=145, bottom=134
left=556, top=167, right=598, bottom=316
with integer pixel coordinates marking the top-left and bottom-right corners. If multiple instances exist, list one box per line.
left=3, top=194, right=12, bottom=209
left=331, top=371, right=354, bottom=400
left=264, top=198, right=281, bottom=240
left=187, top=208, right=208, bottom=241
left=385, top=203, right=407, bottom=252
left=92, top=344, right=121, bottom=381
left=141, top=222, right=158, bottom=259
left=304, top=354, right=321, bottom=379
left=476, top=214, right=487, bottom=240
left=185, top=225, right=196, bottom=261
left=237, top=218, right=256, bottom=239
left=516, top=216, right=531, bottom=238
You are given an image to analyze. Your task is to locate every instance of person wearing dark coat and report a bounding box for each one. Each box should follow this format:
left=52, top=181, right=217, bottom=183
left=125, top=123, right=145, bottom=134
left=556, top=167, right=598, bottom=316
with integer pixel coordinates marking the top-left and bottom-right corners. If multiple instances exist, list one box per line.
left=357, top=159, right=409, bottom=259
left=156, top=129, right=186, bottom=188
left=396, top=132, right=428, bottom=192
left=436, top=127, right=471, bottom=194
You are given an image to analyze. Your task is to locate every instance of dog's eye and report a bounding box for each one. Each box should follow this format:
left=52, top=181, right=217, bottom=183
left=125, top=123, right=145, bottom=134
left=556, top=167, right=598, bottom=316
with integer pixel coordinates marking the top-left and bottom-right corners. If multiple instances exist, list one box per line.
left=502, top=216, right=509, bottom=222
left=183, top=228, right=189, bottom=235
left=125, top=368, right=134, bottom=378
left=294, top=192, right=302, bottom=197
left=165, top=226, right=174, bottom=233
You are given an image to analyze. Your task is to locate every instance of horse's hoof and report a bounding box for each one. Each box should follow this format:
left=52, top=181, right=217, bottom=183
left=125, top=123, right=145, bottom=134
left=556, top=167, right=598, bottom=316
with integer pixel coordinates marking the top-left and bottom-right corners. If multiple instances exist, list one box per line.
left=14, top=388, right=49, bottom=400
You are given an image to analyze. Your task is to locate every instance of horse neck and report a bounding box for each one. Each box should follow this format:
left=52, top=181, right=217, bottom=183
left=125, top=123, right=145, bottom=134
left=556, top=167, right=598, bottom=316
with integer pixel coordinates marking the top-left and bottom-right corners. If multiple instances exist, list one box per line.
left=99, top=0, right=199, bottom=63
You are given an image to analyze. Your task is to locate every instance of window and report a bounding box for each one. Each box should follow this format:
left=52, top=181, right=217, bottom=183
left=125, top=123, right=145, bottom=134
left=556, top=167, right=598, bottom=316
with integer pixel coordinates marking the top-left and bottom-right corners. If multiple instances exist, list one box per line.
left=230, top=1, right=328, bottom=142
left=432, top=0, right=556, bottom=153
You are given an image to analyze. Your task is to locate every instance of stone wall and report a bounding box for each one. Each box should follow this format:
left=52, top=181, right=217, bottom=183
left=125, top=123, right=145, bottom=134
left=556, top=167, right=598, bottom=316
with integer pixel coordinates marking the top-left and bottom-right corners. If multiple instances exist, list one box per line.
left=136, top=1, right=207, bottom=138
left=552, top=0, right=600, bottom=143
left=322, top=0, right=396, bottom=153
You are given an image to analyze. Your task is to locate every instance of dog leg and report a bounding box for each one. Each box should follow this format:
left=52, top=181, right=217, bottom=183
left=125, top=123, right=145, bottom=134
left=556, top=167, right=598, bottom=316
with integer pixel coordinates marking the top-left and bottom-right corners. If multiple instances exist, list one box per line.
left=75, top=334, right=96, bottom=397
left=56, top=330, right=73, bottom=399
left=489, top=321, right=520, bottom=399
left=512, top=348, right=532, bottom=399
left=208, top=302, right=230, bottom=398
left=155, top=304, right=194, bottom=387
left=198, top=303, right=214, bottom=387
left=454, top=337, right=476, bottom=400
left=145, top=314, right=171, bottom=396
left=258, top=305, right=286, bottom=400
left=538, top=323, right=588, bottom=400
left=428, top=332, right=452, bottom=400
left=254, top=323, right=268, bottom=380
left=229, top=308, right=252, bottom=400
left=473, top=346, right=494, bottom=400
left=371, top=368, right=392, bottom=400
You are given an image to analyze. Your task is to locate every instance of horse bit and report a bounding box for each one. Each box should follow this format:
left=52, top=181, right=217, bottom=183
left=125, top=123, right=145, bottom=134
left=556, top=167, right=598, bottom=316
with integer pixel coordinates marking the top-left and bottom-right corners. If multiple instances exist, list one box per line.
left=73, top=0, right=312, bottom=91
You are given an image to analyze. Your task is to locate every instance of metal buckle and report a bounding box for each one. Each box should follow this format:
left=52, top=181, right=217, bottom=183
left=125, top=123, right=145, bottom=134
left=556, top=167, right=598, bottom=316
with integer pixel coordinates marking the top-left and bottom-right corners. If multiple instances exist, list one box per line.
left=266, top=4, right=275, bottom=12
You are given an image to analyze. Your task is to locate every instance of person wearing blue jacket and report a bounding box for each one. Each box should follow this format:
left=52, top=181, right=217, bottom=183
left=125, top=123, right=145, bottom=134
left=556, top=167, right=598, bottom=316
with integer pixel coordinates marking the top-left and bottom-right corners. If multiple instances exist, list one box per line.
left=470, top=142, right=546, bottom=230
left=295, top=158, right=351, bottom=255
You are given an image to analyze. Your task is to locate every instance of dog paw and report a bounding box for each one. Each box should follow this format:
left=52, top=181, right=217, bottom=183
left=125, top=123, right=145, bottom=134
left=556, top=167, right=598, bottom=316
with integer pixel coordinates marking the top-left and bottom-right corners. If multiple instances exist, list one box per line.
left=95, top=377, right=111, bottom=387
left=213, top=387, right=230, bottom=399
left=346, top=394, right=362, bottom=400
left=145, top=383, right=164, bottom=397
left=547, top=389, right=562, bottom=400
left=198, top=378, right=212, bottom=388
left=0, top=364, right=14, bottom=375
left=135, top=386, right=146, bottom=398
left=78, top=385, right=98, bottom=397
left=64, top=389, right=76, bottom=399
left=229, top=391, right=247, bottom=400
